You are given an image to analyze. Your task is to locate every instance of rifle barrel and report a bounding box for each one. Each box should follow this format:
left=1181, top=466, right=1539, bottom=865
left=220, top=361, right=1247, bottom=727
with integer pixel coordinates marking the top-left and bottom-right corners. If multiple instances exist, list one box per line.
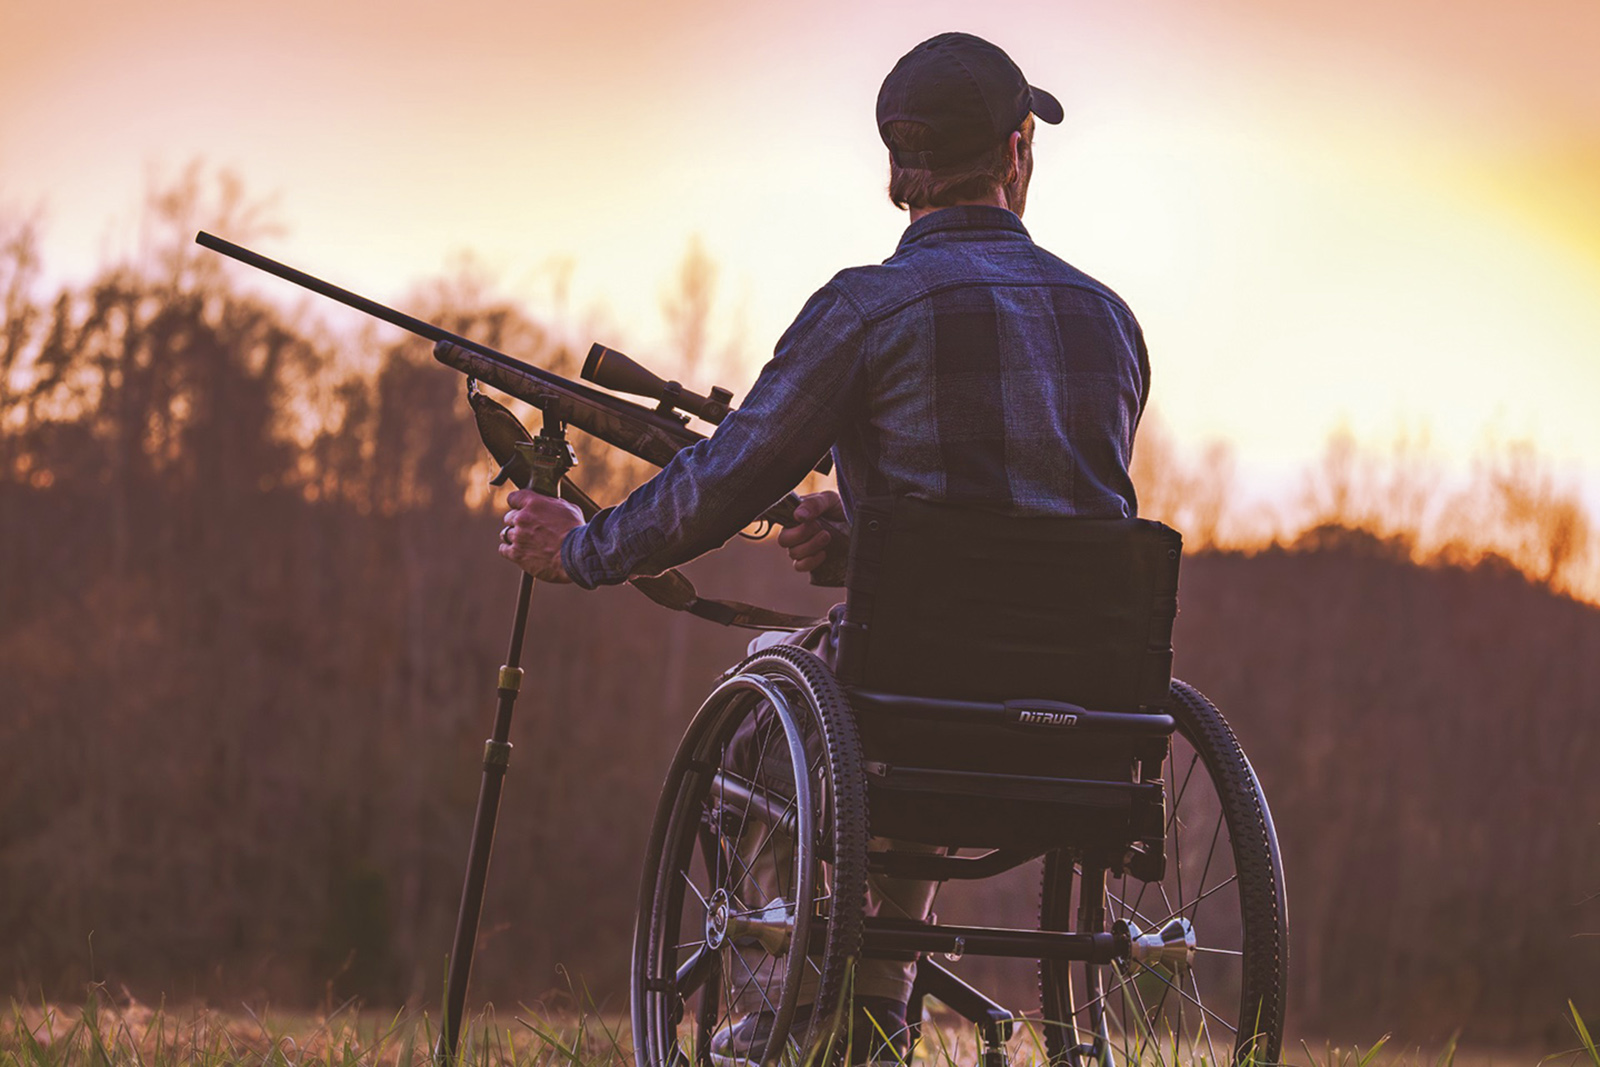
left=197, top=231, right=455, bottom=345
left=193, top=231, right=681, bottom=426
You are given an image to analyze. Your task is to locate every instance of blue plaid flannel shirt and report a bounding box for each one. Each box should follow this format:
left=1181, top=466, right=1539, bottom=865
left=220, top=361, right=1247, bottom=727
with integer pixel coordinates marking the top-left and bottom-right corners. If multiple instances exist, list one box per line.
left=560, top=205, right=1149, bottom=589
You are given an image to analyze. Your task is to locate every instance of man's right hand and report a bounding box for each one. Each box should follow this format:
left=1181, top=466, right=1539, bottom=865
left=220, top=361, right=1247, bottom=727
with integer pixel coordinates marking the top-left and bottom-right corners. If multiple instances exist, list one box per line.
left=778, top=490, right=847, bottom=574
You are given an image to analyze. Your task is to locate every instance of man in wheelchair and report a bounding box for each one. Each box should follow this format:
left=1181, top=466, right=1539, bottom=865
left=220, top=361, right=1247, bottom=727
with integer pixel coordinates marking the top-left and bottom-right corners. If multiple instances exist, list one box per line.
left=501, top=31, right=1285, bottom=1067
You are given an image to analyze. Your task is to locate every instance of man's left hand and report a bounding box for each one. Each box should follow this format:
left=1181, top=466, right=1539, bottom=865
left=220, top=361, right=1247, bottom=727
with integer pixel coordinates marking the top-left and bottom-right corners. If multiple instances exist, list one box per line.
left=778, top=490, right=848, bottom=574
left=500, top=490, right=584, bottom=583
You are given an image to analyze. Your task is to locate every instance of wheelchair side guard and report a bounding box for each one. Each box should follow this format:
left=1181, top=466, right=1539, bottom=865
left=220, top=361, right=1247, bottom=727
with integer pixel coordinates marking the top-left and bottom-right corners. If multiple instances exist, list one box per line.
left=847, top=688, right=1172, bottom=782
left=846, top=687, right=1172, bottom=870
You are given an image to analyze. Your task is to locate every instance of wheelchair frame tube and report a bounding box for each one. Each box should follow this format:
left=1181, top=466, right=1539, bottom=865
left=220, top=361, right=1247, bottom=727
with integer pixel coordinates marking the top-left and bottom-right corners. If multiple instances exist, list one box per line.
left=858, top=917, right=1126, bottom=963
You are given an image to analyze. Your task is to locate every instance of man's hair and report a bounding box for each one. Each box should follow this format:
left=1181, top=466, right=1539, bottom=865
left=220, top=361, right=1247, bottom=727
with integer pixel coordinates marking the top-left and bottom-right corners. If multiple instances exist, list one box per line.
left=885, top=114, right=1035, bottom=210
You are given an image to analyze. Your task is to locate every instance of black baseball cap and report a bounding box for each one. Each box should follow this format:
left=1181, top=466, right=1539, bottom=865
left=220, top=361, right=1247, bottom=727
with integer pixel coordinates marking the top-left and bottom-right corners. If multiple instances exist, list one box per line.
left=876, top=33, right=1063, bottom=169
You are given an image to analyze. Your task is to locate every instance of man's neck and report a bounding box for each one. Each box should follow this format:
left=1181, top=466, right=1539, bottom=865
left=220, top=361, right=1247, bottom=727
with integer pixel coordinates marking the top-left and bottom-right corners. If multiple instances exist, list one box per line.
left=908, top=190, right=1010, bottom=224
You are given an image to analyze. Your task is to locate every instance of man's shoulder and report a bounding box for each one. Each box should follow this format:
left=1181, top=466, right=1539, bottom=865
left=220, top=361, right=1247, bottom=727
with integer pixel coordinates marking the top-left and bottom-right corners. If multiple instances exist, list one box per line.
left=822, top=237, right=1140, bottom=327
left=1025, top=244, right=1140, bottom=323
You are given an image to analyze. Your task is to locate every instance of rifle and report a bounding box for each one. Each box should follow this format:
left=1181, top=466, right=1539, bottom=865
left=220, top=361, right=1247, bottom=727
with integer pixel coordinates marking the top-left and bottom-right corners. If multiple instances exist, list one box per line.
left=194, top=231, right=844, bottom=622
left=193, top=232, right=842, bottom=1063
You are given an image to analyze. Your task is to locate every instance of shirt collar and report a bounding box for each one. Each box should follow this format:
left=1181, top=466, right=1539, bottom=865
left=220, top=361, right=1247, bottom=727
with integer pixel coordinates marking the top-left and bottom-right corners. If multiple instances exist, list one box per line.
left=896, top=205, right=1030, bottom=251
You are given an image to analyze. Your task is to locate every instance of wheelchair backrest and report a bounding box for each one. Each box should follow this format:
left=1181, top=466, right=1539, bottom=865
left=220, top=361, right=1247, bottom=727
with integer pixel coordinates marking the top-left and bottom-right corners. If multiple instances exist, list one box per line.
left=833, top=497, right=1182, bottom=712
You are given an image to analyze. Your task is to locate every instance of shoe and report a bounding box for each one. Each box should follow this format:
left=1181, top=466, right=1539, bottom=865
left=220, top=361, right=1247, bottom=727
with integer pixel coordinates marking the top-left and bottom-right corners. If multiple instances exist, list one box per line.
left=708, top=997, right=908, bottom=1067
left=707, top=1009, right=777, bottom=1067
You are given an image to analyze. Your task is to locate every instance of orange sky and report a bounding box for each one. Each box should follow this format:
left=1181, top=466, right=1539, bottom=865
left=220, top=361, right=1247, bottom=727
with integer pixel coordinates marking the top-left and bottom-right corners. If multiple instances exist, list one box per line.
left=3, top=0, right=1599, bottom=511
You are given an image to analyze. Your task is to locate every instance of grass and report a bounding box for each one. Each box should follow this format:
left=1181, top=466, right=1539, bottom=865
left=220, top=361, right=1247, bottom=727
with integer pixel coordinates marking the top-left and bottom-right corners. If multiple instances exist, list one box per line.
left=1, top=991, right=629, bottom=1067
left=4, top=993, right=1598, bottom=1067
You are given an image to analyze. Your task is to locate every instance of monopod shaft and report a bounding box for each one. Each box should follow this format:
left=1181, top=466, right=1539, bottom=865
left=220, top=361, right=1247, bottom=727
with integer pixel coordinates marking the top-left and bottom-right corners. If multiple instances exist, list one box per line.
left=436, top=570, right=537, bottom=1064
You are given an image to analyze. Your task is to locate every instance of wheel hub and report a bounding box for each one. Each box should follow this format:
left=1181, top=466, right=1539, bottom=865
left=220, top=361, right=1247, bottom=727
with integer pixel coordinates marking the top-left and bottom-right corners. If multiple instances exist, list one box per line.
left=726, top=898, right=795, bottom=955
left=1116, top=917, right=1197, bottom=972
left=706, top=889, right=732, bottom=949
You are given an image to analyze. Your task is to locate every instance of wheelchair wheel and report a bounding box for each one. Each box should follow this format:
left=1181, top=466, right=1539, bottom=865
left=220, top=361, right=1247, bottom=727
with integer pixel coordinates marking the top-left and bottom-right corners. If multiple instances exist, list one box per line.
left=1040, top=679, right=1288, bottom=1066
left=633, top=646, right=868, bottom=1067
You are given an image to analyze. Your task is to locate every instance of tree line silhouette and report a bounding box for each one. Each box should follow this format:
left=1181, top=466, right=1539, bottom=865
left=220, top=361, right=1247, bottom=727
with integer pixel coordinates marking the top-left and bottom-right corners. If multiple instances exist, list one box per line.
left=1, top=176, right=1595, bottom=1045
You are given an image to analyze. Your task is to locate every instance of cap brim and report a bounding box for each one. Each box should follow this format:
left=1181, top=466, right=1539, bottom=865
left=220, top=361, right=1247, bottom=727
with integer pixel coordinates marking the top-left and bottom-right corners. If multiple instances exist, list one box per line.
left=1029, top=85, right=1064, bottom=124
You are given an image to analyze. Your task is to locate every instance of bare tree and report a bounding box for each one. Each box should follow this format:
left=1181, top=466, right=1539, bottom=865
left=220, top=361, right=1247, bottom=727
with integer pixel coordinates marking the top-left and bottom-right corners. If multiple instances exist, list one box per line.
left=1471, top=441, right=1594, bottom=588
left=0, top=213, right=43, bottom=476
left=660, top=236, right=717, bottom=386
left=1130, top=413, right=1237, bottom=549
left=1300, top=424, right=1366, bottom=528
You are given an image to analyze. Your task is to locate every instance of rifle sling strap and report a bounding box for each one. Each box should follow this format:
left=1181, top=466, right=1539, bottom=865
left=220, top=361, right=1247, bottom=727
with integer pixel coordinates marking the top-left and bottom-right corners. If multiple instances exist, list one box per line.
left=628, top=571, right=819, bottom=631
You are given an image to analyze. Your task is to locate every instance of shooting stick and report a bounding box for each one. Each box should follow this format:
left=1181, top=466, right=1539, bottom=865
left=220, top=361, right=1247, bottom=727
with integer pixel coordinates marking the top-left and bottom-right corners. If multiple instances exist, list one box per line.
left=435, top=412, right=576, bottom=1065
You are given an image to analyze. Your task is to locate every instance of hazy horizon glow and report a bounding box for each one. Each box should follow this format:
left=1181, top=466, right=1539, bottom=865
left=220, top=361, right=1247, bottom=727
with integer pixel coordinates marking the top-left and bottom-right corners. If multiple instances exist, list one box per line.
left=4, top=0, right=1598, bottom=513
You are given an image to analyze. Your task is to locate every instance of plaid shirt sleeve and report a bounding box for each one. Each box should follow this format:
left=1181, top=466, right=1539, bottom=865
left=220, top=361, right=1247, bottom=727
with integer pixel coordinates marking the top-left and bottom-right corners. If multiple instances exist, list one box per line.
left=560, top=281, right=866, bottom=589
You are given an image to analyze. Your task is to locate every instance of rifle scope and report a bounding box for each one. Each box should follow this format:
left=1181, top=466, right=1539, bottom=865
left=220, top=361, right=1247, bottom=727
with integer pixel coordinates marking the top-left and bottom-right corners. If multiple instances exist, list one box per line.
left=583, top=343, right=734, bottom=425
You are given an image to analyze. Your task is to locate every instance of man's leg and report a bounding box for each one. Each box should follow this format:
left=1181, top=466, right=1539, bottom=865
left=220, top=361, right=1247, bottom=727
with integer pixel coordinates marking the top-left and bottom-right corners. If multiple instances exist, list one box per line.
left=855, top=841, right=941, bottom=1010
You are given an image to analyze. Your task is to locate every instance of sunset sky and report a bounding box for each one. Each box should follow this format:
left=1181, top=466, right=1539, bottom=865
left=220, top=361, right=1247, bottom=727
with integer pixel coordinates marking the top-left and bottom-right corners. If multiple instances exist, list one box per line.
left=4, top=0, right=1598, bottom=513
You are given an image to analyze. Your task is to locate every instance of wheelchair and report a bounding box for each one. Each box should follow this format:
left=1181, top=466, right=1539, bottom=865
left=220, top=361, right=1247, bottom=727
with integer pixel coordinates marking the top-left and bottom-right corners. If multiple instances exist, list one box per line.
left=631, top=498, right=1288, bottom=1067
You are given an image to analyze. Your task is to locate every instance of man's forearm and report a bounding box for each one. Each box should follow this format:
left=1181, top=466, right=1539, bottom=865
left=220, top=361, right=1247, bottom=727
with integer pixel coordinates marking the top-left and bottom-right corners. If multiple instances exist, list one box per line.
left=556, top=282, right=866, bottom=589
left=558, top=426, right=832, bottom=587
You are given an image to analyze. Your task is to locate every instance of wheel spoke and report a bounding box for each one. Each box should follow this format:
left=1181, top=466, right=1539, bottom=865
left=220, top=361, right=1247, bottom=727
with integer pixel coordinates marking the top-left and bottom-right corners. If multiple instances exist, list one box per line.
left=1185, top=812, right=1227, bottom=925
left=1131, top=747, right=1199, bottom=924
left=1105, top=886, right=1162, bottom=930
left=730, top=723, right=777, bottom=865
left=681, top=870, right=710, bottom=909
left=727, top=945, right=781, bottom=1021
left=676, top=944, right=715, bottom=997
left=1134, top=957, right=1177, bottom=1058
left=1156, top=883, right=1177, bottom=928
left=1121, top=962, right=1164, bottom=1064
left=714, top=747, right=748, bottom=913
left=729, top=790, right=801, bottom=898
left=1172, top=785, right=1185, bottom=909
left=715, top=761, right=731, bottom=913
left=1166, top=751, right=1201, bottom=835
left=1066, top=964, right=1142, bottom=1019
left=1155, top=873, right=1238, bottom=929
left=1189, top=966, right=1223, bottom=1067
left=1137, top=966, right=1238, bottom=1035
